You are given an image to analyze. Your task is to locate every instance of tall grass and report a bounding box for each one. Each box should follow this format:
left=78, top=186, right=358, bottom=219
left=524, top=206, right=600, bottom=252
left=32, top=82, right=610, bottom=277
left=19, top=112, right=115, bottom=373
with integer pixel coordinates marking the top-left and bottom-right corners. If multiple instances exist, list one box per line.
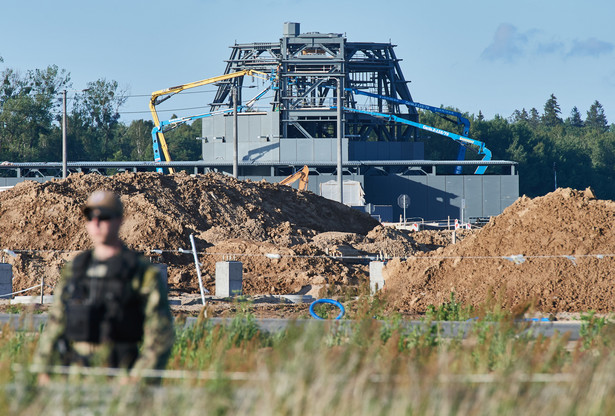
left=3, top=300, right=615, bottom=415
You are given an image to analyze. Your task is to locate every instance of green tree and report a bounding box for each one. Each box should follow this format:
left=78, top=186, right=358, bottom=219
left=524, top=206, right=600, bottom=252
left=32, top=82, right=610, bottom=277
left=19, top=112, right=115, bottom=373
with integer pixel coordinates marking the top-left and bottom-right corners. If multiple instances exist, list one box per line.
left=528, top=108, right=541, bottom=128
left=71, top=79, right=127, bottom=160
left=115, top=119, right=155, bottom=161
left=0, top=65, right=70, bottom=161
left=510, top=108, right=529, bottom=123
left=585, top=100, right=608, bottom=132
left=165, top=118, right=202, bottom=161
left=566, top=106, right=584, bottom=128
left=541, top=94, right=562, bottom=127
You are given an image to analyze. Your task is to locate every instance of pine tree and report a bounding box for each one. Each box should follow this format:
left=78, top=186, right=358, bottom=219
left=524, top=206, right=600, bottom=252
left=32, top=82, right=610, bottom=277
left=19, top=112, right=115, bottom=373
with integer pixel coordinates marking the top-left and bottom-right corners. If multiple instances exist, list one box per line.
left=541, top=94, right=562, bottom=127
left=511, top=108, right=529, bottom=123
left=529, top=108, right=541, bottom=128
left=585, top=100, right=608, bottom=132
left=567, top=106, right=584, bottom=127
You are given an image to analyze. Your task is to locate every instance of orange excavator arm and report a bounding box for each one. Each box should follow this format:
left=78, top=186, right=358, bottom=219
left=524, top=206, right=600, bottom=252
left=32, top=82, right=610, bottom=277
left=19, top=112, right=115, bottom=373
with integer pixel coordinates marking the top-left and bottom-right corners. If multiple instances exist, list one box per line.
left=279, top=165, right=309, bottom=191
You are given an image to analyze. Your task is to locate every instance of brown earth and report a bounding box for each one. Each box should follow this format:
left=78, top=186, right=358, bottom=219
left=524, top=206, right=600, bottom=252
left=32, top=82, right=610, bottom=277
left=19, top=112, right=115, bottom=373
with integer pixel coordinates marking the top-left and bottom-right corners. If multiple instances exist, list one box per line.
left=384, top=187, right=615, bottom=315
left=0, top=172, right=613, bottom=316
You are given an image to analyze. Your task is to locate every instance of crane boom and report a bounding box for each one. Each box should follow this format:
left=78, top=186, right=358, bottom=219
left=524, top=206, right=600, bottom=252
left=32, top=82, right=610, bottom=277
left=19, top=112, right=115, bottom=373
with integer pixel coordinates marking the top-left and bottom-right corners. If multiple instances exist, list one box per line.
left=346, top=88, right=471, bottom=136
left=339, top=107, right=492, bottom=174
left=149, top=70, right=270, bottom=172
left=346, top=88, right=476, bottom=174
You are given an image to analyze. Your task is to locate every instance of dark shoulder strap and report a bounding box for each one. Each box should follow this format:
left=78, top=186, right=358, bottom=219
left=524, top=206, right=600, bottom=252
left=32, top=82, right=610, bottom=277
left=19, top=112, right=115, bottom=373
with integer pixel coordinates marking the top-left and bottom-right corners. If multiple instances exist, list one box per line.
left=71, top=250, right=93, bottom=280
left=61, top=250, right=93, bottom=302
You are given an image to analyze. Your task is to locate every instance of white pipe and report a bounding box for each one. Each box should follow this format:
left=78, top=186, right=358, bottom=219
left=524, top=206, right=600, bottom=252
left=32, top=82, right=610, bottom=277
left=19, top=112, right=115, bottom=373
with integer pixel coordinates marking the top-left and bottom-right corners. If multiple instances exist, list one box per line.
left=189, top=234, right=209, bottom=305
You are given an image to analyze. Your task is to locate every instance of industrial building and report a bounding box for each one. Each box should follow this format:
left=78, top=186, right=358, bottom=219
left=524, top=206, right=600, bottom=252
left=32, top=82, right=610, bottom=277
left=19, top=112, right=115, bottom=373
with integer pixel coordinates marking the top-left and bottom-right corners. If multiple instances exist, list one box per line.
left=196, top=22, right=518, bottom=223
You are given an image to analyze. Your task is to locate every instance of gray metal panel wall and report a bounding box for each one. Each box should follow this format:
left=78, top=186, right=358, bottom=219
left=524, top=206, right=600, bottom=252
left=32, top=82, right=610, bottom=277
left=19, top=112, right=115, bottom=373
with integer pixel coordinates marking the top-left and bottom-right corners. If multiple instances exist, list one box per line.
left=500, top=175, right=519, bottom=211
left=363, top=174, right=518, bottom=221
left=279, top=138, right=348, bottom=163
left=348, top=142, right=424, bottom=161
left=0, top=177, right=55, bottom=186
left=444, top=176, right=464, bottom=219
left=482, top=177, right=502, bottom=216
left=279, top=140, right=296, bottom=162
left=314, top=140, right=333, bottom=161
left=296, top=140, right=312, bottom=161
left=201, top=112, right=280, bottom=144
left=464, top=176, right=483, bottom=221
left=426, top=176, right=447, bottom=221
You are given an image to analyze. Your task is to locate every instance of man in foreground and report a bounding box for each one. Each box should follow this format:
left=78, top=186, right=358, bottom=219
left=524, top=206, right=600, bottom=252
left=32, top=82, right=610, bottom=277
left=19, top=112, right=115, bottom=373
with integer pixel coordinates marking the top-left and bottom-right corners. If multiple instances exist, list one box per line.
left=34, top=190, right=174, bottom=383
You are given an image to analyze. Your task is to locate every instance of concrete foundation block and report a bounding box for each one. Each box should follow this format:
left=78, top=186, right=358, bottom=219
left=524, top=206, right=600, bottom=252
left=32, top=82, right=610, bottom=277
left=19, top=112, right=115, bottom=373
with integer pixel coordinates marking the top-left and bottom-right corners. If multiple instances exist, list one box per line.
left=216, top=261, right=243, bottom=297
left=369, top=261, right=385, bottom=294
left=12, top=295, right=54, bottom=305
left=154, top=263, right=168, bottom=289
left=0, top=264, right=12, bottom=299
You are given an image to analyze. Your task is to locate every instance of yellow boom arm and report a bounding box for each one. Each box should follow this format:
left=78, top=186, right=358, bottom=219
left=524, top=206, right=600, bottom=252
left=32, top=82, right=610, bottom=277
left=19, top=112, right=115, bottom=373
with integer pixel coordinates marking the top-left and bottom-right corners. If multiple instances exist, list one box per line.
left=149, top=70, right=269, bottom=172
left=279, top=165, right=310, bottom=191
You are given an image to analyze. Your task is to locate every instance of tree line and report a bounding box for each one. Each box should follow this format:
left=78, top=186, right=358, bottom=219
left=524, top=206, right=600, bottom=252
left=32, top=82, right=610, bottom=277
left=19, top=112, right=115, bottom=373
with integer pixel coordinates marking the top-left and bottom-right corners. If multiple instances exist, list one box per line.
left=1, top=64, right=613, bottom=199
left=0, top=64, right=201, bottom=165
left=419, top=93, right=613, bottom=199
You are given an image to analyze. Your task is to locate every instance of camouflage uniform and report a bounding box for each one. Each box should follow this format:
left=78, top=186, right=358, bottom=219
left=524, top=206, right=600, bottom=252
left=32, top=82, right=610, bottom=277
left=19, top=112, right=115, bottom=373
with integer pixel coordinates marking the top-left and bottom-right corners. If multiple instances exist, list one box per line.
left=34, top=246, right=175, bottom=374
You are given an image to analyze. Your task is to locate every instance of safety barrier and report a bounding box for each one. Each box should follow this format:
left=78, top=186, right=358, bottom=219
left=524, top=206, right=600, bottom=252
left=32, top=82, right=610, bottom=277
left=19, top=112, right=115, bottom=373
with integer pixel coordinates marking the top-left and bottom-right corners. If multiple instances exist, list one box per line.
left=3, top=248, right=614, bottom=265
left=0, top=283, right=43, bottom=298
left=14, top=363, right=581, bottom=383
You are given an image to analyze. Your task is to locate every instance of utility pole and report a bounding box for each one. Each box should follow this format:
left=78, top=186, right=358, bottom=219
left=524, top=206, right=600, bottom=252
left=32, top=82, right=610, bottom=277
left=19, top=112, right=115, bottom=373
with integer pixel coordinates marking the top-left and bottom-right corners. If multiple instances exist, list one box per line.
left=233, top=84, right=238, bottom=178
left=336, top=77, right=343, bottom=204
left=553, top=162, right=557, bottom=190
left=62, top=89, right=67, bottom=179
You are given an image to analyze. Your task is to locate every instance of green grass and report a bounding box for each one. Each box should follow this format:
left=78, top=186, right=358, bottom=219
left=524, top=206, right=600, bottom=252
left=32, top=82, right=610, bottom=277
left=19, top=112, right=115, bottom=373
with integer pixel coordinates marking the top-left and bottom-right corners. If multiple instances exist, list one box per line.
left=3, top=297, right=615, bottom=415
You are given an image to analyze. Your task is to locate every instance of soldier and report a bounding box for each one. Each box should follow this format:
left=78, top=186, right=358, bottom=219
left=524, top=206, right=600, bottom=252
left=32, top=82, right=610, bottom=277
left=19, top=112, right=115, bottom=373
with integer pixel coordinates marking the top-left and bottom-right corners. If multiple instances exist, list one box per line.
left=34, top=190, right=174, bottom=383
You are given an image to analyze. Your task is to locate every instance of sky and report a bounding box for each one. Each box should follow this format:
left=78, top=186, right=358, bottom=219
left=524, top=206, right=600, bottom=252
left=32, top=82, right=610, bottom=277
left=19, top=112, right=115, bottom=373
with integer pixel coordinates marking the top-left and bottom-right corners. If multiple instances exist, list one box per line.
left=2, top=0, right=614, bottom=125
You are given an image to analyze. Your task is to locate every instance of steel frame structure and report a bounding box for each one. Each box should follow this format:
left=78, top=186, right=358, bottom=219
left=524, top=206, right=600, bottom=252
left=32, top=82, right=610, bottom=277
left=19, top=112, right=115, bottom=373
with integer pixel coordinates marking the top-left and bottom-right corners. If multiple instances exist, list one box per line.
left=209, top=22, right=418, bottom=143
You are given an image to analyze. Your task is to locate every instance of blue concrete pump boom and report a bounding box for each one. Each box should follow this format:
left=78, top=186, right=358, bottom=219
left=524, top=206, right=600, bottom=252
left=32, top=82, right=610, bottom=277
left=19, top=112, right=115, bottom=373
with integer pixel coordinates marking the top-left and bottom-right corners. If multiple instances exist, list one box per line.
left=151, top=109, right=234, bottom=172
left=346, top=88, right=471, bottom=136
left=339, top=106, right=492, bottom=175
left=346, top=88, right=481, bottom=174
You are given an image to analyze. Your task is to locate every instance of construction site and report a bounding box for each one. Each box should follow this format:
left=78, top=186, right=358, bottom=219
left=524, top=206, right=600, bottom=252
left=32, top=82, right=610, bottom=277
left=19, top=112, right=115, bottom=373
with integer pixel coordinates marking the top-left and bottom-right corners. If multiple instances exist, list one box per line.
left=1, top=171, right=614, bottom=317
left=1, top=23, right=613, bottom=317
left=2, top=22, right=517, bottom=224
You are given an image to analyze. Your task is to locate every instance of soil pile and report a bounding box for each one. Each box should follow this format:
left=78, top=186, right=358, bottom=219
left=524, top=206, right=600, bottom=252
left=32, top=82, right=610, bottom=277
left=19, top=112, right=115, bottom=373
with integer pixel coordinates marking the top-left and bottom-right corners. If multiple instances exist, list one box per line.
left=384, top=188, right=615, bottom=314
left=2, top=172, right=613, bottom=315
left=0, top=172, right=421, bottom=296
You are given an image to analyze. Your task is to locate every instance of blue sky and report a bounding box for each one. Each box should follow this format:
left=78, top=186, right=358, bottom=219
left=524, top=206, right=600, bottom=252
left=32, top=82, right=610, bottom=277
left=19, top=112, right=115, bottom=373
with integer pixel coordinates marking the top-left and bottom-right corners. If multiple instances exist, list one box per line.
left=2, top=0, right=614, bottom=125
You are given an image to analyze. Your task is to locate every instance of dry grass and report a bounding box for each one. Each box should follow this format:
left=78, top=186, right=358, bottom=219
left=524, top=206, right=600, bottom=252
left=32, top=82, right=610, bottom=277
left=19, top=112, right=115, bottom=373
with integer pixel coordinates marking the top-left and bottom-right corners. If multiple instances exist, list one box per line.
left=3, top=303, right=615, bottom=415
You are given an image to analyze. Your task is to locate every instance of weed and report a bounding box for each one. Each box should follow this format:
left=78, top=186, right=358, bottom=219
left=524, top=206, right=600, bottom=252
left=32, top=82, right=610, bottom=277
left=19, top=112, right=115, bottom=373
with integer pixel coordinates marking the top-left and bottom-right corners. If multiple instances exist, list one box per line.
left=425, top=292, right=474, bottom=321
left=6, top=307, right=615, bottom=414
left=579, top=311, right=610, bottom=349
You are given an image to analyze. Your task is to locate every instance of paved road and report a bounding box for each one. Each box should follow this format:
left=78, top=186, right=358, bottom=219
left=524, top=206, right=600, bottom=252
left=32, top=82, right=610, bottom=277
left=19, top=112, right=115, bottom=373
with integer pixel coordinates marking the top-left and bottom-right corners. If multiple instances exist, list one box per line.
left=0, top=313, right=584, bottom=340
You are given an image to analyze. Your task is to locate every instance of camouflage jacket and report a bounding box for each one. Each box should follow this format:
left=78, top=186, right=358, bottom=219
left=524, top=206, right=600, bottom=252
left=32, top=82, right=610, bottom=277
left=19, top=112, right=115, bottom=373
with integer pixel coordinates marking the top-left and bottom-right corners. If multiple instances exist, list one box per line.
left=34, top=246, right=174, bottom=373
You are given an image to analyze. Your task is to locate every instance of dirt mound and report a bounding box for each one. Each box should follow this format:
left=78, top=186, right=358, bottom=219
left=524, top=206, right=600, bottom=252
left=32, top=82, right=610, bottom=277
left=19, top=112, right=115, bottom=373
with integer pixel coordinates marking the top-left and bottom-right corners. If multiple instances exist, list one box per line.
left=0, top=171, right=379, bottom=251
left=3, top=172, right=613, bottom=316
left=0, top=172, right=387, bottom=295
left=384, top=188, right=615, bottom=314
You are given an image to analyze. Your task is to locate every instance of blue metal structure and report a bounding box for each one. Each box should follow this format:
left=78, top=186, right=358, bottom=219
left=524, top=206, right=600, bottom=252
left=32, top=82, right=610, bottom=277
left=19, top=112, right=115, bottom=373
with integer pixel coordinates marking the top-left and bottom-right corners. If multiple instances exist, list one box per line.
left=346, top=88, right=477, bottom=174
left=347, top=88, right=470, bottom=137
left=338, top=106, right=492, bottom=175
left=152, top=110, right=235, bottom=172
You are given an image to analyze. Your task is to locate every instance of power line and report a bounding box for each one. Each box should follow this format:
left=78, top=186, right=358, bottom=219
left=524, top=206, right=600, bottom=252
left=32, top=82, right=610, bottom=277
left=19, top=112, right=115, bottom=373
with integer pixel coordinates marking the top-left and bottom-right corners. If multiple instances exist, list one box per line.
left=120, top=106, right=212, bottom=115
left=124, top=88, right=220, bottom=98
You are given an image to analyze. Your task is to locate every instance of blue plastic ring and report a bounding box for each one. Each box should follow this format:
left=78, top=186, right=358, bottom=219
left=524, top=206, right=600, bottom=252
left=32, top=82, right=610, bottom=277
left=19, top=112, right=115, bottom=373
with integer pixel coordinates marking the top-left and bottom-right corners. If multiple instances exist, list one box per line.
left=309, top=299, right=345, bottom=320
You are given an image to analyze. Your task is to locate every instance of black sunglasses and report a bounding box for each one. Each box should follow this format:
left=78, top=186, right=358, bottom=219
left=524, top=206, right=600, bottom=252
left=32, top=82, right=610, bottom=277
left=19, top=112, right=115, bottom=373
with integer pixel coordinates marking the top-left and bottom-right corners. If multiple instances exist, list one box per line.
left=85, top=211, right=118, bottom=222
